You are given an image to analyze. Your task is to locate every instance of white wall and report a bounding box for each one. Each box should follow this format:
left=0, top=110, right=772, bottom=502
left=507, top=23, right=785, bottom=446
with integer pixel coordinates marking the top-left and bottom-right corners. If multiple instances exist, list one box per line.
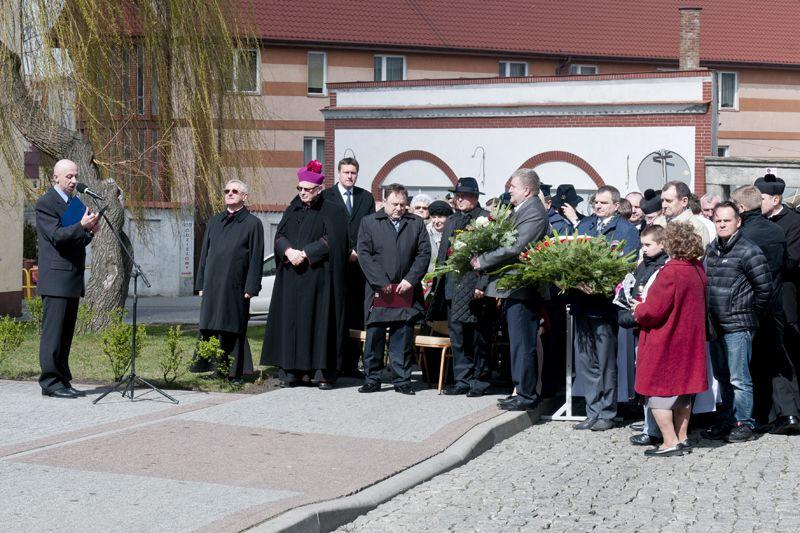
left=335, top=126, right=697, bottom=199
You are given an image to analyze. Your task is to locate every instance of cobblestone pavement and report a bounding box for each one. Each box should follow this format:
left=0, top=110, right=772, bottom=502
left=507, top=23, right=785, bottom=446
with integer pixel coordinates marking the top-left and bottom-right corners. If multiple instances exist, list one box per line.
left=339, top=421, right=800, bottom=532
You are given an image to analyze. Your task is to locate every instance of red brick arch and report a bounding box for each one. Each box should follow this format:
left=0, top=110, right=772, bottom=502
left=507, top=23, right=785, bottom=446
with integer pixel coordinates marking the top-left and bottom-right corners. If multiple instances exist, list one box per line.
left=371, top=150, right=458, bottom=199
left=516, top=151, right=605, bottom=188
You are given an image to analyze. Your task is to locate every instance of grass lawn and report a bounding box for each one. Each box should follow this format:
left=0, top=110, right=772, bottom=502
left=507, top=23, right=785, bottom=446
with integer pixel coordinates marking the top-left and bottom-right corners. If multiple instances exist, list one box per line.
left=0, top=322, right=278, bottom=394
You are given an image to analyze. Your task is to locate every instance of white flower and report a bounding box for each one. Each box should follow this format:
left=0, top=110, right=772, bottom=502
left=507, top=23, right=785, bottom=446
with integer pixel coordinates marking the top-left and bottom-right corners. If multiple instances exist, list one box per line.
left=474, top=216, right=490, bottom=228
left=454, top=240, right=467, bottom=250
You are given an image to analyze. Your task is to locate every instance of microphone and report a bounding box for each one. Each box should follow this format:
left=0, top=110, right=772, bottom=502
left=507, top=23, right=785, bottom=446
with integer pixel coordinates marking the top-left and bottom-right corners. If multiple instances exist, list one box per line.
left=76, top=182, right=105, bottom=201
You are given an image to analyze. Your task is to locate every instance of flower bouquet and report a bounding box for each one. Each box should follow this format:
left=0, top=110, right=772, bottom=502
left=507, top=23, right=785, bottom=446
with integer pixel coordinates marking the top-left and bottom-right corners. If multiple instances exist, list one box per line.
left=424, top=203, right=517, bottom=281
left=494, top=232, right=637, bottom=296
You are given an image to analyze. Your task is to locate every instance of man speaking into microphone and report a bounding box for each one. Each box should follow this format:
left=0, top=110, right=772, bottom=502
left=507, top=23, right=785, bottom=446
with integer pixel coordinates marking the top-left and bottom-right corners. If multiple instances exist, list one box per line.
left=35, top=159, right=100, bottom=398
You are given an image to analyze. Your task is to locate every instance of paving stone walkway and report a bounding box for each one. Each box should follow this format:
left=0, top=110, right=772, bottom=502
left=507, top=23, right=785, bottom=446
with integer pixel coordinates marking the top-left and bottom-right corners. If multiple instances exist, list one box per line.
left=340, top=421, right=800, bottom=533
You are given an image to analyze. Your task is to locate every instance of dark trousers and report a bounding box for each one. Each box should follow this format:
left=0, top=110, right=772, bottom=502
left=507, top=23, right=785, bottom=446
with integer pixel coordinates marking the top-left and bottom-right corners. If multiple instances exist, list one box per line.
left=574, top=314, right=618, bottom=421
left=199, top=330, right=252, bottom=378
left=448, top=311, right=491, bottom=393
left=364, top=322, right=413, bottom=386
left=505, top=298, right=540, bottom=406
left=751, top=309, right=800, bottom=423
left=343, top=265, right=367, bottom=370
left=39, top=296, right=79, bottom=392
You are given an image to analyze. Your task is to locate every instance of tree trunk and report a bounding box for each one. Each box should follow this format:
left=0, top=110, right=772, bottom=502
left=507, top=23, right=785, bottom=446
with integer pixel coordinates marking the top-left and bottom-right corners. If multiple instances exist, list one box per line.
left=0, top=39, right=130, bottom=330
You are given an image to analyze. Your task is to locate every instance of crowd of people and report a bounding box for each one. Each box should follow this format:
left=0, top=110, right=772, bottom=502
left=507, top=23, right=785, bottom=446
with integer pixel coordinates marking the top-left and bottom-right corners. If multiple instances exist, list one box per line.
left=34, top=156, right=800, bottom=458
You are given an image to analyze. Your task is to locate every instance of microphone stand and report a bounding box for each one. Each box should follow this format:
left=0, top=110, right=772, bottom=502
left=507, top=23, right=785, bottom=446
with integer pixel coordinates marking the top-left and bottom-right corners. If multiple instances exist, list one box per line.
left=90, top=195, right=178, bottom=405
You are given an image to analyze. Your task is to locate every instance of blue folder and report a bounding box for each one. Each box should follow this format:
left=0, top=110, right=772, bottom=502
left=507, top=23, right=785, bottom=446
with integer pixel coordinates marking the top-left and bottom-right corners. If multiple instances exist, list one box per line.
left=60, top=196, right=86, bottom=227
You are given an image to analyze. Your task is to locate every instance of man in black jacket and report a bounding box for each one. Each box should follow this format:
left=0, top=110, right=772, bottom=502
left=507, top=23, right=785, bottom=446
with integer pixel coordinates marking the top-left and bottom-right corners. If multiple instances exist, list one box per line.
left=433, top=178, right=494, bottom=397
left=704, top=201, right=773, bottom=443
left=357, top=183, right=431, bottom=395
left=321, top=157, right=376, bottom=375
left=35, top=159, right=99, bottom=398
left=757, top=173, right=800, bottom=381
left=730, top=186, right=800, bottom=434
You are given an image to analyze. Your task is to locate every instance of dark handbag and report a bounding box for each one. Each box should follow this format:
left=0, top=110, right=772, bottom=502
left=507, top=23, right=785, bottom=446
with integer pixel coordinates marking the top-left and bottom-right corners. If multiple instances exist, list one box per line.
left=693, top=266, right=718, bottom=341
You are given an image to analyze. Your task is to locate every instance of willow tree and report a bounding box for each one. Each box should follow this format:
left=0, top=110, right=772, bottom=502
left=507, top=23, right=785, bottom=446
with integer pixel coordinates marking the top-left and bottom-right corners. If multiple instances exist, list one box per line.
left=0, top=0, right=264, bottom=329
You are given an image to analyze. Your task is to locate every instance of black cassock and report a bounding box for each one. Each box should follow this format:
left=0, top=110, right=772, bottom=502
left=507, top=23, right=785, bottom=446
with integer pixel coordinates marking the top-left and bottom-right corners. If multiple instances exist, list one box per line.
left=195, top=207, right=264, bottom=376
left=260, top=195, right=348, bottom=377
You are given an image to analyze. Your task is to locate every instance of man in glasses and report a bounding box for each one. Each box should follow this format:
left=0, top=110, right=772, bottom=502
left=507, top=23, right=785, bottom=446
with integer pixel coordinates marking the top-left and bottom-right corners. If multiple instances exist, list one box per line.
left=321, top=157, right=375, bottom=376
left=193, top=179, right=264, bottom=383
left=262, top=160, right=349, bottom=389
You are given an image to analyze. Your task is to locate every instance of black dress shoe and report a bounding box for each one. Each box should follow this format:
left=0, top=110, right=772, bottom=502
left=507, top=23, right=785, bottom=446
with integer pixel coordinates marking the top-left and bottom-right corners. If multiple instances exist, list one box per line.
left=42, top=388, right=78, bottom=399
left=629, top=433, right=663, bottom=446
left=497, top=395, right=515, bottom=404
left=498, top=397, right=536, bottom=411
left=770, top=416, right=800, bottom=435
left=318, top=382, right=334, bottom=390
left=644, top=445, right=684, bottom=457
left=188, top=358, right=214, bottom=373
left=358, top=382, right=381, bottom=393
left=394, top=384, right=415, bottom=395
left=466, top=389, right=485, bottom=398
left=701, top=423, right=731, bottom=440
left=591, top=419, right=615, bottom=431
left=64, top=386, right=87, bottom=397
left=679, top=440, right=693, bottom=453
left=573, top=418, right=596, bottom=430
left=443, top=386, right=469, bottom=396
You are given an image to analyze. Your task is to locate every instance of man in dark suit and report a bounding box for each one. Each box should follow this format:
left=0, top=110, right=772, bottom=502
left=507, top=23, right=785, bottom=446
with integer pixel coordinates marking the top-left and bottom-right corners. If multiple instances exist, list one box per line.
left=433, top=177, right=494, bottom=397
left=572, top=185, right=640, bottom=431
left=322, top=157, right=375, bottom=375
left=473, top=168, right=550, bottom=411
left=356, top=183, right=431, bottom=395
left=35, top=159, right=99, bottom=398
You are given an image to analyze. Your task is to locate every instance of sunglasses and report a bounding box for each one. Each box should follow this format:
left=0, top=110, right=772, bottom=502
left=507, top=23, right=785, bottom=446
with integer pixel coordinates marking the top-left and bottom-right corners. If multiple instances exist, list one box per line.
left=414, top=205, right=429, bottom=210
left=223, top=188, right=242, bottom=195
left=297, top=185, right=319, bottom=192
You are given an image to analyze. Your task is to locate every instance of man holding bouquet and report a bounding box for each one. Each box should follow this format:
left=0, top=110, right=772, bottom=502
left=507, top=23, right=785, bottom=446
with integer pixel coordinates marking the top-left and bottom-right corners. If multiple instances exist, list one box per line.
left=471, top=169, right=549, bottom=411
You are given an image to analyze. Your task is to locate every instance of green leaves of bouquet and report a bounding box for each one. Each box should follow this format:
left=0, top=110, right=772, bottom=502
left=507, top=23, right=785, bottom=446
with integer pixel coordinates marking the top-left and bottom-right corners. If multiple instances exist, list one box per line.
left=495, top=231, right=637, bottom=296
left=425, top=203, right=517, bottom=281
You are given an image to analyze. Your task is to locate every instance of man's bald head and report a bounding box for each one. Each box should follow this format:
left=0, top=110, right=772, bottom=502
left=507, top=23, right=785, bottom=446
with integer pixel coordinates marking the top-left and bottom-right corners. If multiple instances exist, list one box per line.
left=53, top=159, right=78, bottom=195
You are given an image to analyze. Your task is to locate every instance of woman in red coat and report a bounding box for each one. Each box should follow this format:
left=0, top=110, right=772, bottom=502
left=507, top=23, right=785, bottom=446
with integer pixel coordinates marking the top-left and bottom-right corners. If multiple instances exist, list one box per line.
left=632, top=222, right=708, bottom=457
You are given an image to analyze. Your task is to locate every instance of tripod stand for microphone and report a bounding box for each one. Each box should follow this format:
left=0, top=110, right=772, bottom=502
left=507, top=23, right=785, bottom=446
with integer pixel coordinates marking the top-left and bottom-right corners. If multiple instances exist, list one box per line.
left=90, top=197, right=178, bottom=405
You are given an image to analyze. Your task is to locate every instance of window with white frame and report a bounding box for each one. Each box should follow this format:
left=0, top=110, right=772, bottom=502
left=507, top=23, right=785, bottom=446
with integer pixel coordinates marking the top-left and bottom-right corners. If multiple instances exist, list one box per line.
left=374, top=55, right=406, bottom=81
left=499, top=61, right=528, bottom=77
left=307, top=51, right=327, bottom=95
left=569, top=64, right=599, bottom=75
left=717, top=72, right=738, bottom=110
left=303, top=138, right=325, bottom=165
left=233, top=48, right=259, bottom=93
left=717, top=145, right=730, bottom=157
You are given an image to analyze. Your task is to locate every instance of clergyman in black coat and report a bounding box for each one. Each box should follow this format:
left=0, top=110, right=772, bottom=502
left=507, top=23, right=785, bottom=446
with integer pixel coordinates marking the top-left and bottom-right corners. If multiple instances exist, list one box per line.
left=356, top=183, right=431, bottom=395
left=732, top=185, right=800, bottom=434
left=321, top=157, right=375, bottom=372
left=432, top=177, right=494, bottom=397
left=194, top=179, right=264, bottom=380
left=261, top=161, right=349, bottom=388
left=35, top=159, right=99, bottom=398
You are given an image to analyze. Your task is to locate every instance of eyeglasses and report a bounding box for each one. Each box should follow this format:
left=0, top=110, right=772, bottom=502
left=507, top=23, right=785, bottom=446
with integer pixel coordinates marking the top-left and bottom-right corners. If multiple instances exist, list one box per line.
left=223, top=189, right=242, bottom=195
left=297, top=185, right=319, bottom=192
left=414, top=205, right=429, bottom=211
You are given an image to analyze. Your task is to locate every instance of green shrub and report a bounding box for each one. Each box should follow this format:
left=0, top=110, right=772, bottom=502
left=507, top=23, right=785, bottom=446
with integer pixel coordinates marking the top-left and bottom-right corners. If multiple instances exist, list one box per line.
left=100, top=309, right=147, bottom=381
left=160, top=325, right=185, bottom=384
left=194, top=336, right=224, bottom=370
left=0, top=316, right=25, bottom=364
left=26, top=297, right=43, bottom=333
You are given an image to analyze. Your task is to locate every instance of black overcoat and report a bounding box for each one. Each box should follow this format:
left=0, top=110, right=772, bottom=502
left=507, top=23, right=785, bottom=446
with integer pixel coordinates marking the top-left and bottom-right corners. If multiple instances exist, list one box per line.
left=357, top=211, right=431, bottom=324
left=772, top=206, right=800, bottom=324
left=260, top=195, right=348, bottom=371
left=35, top=188, right=94, bottom=298
left=196, top=207, right=265, bottom=334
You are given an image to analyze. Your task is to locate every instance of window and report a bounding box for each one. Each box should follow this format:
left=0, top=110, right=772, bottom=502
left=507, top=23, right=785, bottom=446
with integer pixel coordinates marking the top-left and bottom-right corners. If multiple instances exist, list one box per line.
left=374, top=55, right=406, bottom=81
left=136, top=44, right=144, bottom=115
left=569, top=64, right=599, bottom=75
left=307, top=51, right=327, bottom=95
left=499, top=61, right=528, bottom=77
left=717, top=145, right=730, bottom=157
left=303, top=138, right=325, bottom=165
left=233, top=48, right=259, bottom=93
left=717, top=71, right=738, bottom=110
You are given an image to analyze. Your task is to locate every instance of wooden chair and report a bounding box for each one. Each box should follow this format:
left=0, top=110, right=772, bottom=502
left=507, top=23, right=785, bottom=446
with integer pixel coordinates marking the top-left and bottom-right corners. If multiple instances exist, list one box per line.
left=413, top=334, right=452, bottom=394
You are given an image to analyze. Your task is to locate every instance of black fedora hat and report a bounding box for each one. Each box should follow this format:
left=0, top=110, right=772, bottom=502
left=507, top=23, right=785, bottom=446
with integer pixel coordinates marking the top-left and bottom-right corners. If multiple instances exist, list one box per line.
left=449, top=177, right=484, bottom=195
left=540, top=183, right=553, bottom=198
left=640, top=189, right=662, bottom=215
left=754, top=173, right=786, bottom=196
left=551, top=184, right=583, bottom=209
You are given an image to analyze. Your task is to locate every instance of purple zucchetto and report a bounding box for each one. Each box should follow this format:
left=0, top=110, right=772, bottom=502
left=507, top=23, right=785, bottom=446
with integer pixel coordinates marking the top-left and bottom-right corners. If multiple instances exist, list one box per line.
left=297, top=160, right=324, bottom=185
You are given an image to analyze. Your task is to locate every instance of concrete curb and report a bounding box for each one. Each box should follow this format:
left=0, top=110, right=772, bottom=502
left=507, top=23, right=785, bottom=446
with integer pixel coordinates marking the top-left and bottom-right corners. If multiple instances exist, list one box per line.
left=249, top=398, right=556, bottom=533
